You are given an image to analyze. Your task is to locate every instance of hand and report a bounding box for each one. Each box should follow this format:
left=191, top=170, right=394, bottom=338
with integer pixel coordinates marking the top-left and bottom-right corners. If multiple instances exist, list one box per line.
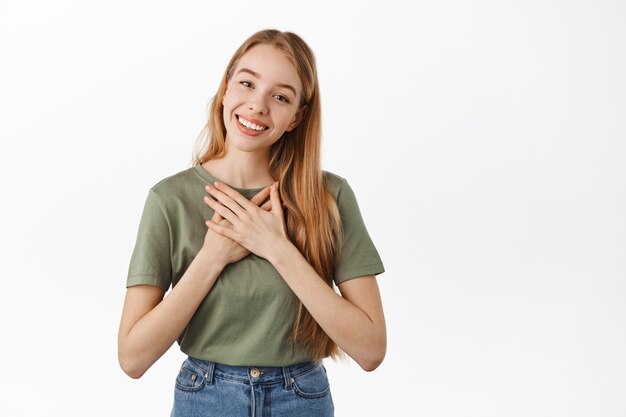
left=201, top=184, right=273, bottom=267
left=205, top=181, right=289, bottom=262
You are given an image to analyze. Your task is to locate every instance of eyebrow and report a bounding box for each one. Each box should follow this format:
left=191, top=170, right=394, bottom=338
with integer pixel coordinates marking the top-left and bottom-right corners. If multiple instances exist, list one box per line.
left=236, top=68, right=298, bottom=98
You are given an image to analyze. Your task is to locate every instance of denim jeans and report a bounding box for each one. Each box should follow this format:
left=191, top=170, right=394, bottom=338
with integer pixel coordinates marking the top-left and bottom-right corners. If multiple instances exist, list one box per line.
left=170, top=356, right=335, bottom=417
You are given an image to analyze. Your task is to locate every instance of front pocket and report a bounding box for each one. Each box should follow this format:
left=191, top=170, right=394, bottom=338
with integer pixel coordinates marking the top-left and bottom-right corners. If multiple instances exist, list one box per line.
left=175, top=358, right=206, bottom=392
left=291, top=364, right=330, bottom=399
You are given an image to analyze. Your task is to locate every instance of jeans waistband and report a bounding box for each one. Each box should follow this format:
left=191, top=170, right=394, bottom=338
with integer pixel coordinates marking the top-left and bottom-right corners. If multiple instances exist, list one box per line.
left=185, top=356, right=322, bottom=388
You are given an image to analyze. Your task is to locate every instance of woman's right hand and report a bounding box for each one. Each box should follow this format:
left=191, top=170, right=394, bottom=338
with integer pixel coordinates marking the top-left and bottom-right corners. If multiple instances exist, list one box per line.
left=201, top=184, right=273, bottom=267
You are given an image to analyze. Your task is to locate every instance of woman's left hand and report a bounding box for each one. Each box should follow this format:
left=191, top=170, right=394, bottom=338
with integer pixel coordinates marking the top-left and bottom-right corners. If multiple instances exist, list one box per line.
left=204, top=181, right=290, bottom=262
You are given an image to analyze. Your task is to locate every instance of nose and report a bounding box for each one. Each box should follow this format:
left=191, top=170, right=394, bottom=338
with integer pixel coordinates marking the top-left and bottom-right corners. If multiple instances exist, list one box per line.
left=248, top=93, right=268, bottom=115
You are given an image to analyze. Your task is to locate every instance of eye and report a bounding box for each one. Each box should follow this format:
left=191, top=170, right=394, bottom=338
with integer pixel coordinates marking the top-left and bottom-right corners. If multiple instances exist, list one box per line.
left=239, top=81, right=290, bottom=104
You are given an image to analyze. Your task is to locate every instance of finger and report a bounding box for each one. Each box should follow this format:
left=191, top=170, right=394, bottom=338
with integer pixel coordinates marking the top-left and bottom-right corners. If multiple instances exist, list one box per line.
left=250, top=185, right=272, bottom=207
left=259, top=200, right=286, bottom=211
left=207, top=218, right=234, bottom=229
left=213, top=182, right=260, bottom=213
left=204, top=194, right=241, bottom=225
left=260, top=200, right=272, bottom=211
left=204, top=189, right=224, bottom=222
left=217, top=217, right=233, bottom=226
left=206, top=184, right=249, bottom=220
left=270, top=181, right=283, bottom=217
left=210, top=200, right=224, bottom=222
left=211, top=209, right=223, bottom=222
left=206, top=219, right=240, bottom=242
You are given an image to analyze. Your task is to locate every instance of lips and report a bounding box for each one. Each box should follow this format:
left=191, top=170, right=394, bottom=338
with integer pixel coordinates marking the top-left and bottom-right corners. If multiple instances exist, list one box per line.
left=234, top=114, right=267, bottom=137
left=236, top=114, right=269, bottom=130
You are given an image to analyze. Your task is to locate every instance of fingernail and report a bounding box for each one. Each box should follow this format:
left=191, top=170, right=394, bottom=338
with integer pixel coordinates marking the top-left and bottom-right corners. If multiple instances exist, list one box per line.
left=214, top=181, right=221, bottom=187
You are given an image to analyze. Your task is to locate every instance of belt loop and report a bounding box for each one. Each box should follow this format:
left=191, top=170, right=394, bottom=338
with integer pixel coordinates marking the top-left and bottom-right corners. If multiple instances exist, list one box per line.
left=205, top=361, right=215, bottom=385
left=283, top=364, right=292, bottom=389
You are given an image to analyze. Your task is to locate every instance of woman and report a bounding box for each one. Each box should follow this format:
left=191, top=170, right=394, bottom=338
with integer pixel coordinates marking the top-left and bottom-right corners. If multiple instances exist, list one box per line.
left=118, top=28, right=386, bottom=417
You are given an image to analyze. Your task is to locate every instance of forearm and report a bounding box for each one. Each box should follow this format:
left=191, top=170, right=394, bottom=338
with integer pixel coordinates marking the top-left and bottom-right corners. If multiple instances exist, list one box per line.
left=269, top=242, right=384, bottom=370
left=120, top=249, right=224, bottom=378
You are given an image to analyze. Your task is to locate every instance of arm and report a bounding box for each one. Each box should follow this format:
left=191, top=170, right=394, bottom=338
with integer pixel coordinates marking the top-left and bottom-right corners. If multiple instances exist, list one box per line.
left=119, top=185, right=273, bottom=379
left=117, top=248, right=224, bottom=379
left=270, top=242, right=387, bottom=372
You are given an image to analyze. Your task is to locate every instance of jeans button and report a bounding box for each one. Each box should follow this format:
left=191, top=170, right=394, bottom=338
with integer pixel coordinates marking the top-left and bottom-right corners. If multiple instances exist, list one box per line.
left=250, top=368, right=260, bottom=378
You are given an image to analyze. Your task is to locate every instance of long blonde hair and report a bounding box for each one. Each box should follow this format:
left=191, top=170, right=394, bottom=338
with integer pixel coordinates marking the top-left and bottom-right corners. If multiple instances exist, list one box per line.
left=191, top=29, right=346, bottom=362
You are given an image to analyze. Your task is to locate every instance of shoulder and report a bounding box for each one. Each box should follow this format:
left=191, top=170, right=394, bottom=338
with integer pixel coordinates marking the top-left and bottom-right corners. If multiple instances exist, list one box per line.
left=322, top=170, right=367, bottom=216
left=145, top=166, right=198, bottom=207
left=150, top=166, right=196, bottom=192
left=322, top=170, right=349, bottom=199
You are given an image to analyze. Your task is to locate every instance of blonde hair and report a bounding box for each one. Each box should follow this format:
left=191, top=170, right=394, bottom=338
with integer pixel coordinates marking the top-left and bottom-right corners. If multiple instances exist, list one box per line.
left=191, top=29, right=346, bottom=362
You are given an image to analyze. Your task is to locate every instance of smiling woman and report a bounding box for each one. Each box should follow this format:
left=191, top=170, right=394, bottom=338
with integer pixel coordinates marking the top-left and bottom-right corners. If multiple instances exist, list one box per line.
left=118, top=28, right=386, bottom=417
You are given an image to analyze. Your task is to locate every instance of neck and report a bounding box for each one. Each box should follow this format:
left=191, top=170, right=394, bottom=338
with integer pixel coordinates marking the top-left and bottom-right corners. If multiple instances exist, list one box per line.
left=203, top=145, right=275, bottom=189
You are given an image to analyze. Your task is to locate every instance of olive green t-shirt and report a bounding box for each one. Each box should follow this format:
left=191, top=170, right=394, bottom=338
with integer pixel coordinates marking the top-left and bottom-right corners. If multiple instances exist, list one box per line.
left=126, top=165, right=385, bottom=366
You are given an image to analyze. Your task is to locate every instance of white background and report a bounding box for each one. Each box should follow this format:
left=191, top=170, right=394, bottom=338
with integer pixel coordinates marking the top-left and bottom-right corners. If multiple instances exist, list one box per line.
left=1, top=0, right=625, bottom=416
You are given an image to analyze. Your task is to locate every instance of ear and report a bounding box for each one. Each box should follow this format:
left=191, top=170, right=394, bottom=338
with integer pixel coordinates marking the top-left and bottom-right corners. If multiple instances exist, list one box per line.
left=286, top=105, right=308, bottom=132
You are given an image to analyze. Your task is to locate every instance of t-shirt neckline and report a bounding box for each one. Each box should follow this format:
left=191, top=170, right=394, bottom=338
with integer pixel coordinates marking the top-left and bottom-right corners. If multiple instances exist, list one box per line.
left=192, top=165, right=271, bottom=195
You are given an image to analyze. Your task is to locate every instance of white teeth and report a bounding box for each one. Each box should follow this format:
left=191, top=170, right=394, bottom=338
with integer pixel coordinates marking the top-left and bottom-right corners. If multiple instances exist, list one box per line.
left=238, top=116, right=267, bottom=131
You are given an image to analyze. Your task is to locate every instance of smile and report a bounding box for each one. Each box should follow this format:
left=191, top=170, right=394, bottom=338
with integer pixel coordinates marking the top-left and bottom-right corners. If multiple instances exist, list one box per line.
left=237, top=115, right=268, bottom=131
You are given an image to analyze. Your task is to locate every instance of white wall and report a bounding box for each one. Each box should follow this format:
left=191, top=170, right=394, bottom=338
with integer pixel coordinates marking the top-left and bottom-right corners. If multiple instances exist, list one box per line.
left=1, top=0, right=624, bottom=416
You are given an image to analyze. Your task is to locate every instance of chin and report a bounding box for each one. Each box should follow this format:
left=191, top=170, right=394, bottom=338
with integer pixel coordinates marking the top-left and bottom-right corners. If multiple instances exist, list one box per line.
left=227, top=137, right=270, bottom=153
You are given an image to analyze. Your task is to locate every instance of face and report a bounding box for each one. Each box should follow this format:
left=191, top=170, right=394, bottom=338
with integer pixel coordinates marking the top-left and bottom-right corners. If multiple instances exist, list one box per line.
left=221, top=44, right=306, bottom=155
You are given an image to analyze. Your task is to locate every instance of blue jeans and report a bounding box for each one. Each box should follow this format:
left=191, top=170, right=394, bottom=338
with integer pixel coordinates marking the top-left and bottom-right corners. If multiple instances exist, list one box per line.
left=170, top=356, right=335, bottom=417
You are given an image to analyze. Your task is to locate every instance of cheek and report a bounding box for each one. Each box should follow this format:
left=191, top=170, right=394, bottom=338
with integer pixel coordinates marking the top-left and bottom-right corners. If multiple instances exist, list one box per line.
left=222, top=94, right=237, bottom=118
left=273, top=106, right=293, bottom=121
left=222, top=92, right=231, bottom=108
left=222, top=86, right=239, bottom=107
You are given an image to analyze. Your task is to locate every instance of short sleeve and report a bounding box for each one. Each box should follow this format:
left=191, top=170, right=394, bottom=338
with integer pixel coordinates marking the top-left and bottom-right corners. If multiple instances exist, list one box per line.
left=333, top=179, right=385, bottom=285
left=126, top=189, right=172, bottom=291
